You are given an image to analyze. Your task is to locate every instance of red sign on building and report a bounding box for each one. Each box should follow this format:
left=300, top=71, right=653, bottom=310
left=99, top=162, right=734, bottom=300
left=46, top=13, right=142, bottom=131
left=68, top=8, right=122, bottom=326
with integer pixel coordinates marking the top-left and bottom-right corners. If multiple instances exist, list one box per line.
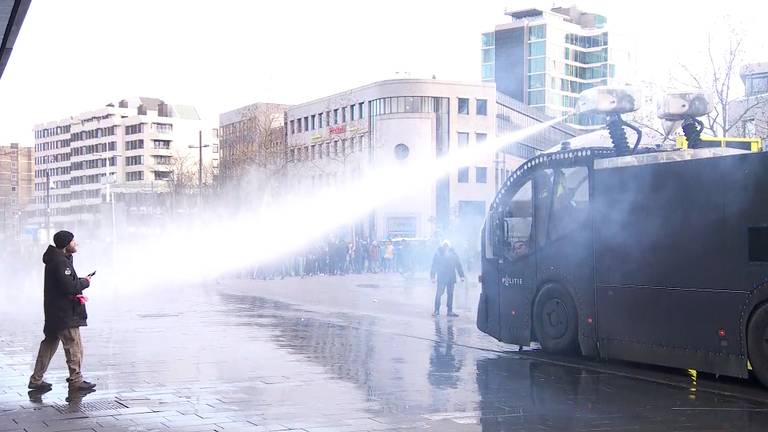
left=328, top=124, right=346, bottom=135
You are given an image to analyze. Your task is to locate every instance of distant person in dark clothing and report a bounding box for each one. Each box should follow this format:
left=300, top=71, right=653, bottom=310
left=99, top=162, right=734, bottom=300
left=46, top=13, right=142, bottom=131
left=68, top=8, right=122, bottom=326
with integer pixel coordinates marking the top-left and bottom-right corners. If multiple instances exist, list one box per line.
left=29, top=230, right=97, bottom=392
left=430, top=240, right=465, bottom=317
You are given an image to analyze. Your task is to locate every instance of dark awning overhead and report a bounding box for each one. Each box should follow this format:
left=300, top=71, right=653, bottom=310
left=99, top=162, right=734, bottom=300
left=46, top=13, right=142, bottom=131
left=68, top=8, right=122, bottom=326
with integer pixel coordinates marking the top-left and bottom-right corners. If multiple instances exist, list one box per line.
left=0, top=0, right=31, bottom=80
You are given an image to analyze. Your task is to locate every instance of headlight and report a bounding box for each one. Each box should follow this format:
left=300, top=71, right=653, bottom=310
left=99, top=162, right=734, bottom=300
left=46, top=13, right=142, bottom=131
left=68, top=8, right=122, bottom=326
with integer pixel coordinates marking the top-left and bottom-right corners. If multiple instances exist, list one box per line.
left=657, top=91, right=712, bottom=120
left=577, top=86, right=641, bottom=114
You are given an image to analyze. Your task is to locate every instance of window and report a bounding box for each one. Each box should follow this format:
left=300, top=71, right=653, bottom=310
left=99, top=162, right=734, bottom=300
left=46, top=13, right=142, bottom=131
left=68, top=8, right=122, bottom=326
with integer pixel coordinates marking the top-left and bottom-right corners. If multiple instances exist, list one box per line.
left=350, top=104, right=356, bottom=120
left=481, top=48, right=494, bottom=63
left=126, top=155, right=143, bottom=166
left=481, top=32, right=495, bottom=48
left=458, top=98, right=469, bottom=115
left=153, top=155, right=171, bottom=165
left=290, top=120, right=295, bottom=134
left=458, top=132, right=469, bottom=147
left=481, top=64, right=495, bottom=80
left=476, top=133, right=488, bottom=144
left=342, top=107, right=347, bottom=123
left=126, top=171, right=144, bottom=182
left=502, top=180, right=533, bottom=259
left=476, top=99, right=487, bottom=116
left=311, top=115, right=316, bottom=130
left=153, top=140, right=171, bottom=150
left=359, top=102, right=364, bottom=119
left=749, top=226, right=768, bottom=262
left=334, top=109, right=339, bottom=124
left=528, top=73, right=545, bottom=90
left=746, top=74, right=768, bottom=97
left=154, top=123, right=173, bottom=133
left=528, top=25, right=546, bottom=41
left=125, top=124, right=144, bottom=135
left=528, top=90, right=545, bottom=105
left=546, top=167, right=590, bottom=242
left=126, top=139, right=144, bottom=150
left=303, top=117, right=309, bottom=131
left=297, top=119, right=302, bottom=133
left=476, top=167, right=487, bottom=183
left=458, top=167, right=469, bottom=183
left=528, top=40, right=546, bottom=56
left=154, top=172, right=171, bottom=181
left=529, top=57, right=545, bottom=73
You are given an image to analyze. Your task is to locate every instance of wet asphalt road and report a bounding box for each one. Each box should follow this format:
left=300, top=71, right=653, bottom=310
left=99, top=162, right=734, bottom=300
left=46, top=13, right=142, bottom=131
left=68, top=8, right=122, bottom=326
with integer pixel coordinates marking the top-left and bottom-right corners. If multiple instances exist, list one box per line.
left=2, top=272, right=768, bottom=431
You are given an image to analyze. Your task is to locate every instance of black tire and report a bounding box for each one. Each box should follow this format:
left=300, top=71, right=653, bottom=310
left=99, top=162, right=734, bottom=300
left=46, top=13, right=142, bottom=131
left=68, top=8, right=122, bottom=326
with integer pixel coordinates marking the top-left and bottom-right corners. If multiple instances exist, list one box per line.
left=747, top=303, right=768, bottom=387
left=533, top=283, right=579, bottom=354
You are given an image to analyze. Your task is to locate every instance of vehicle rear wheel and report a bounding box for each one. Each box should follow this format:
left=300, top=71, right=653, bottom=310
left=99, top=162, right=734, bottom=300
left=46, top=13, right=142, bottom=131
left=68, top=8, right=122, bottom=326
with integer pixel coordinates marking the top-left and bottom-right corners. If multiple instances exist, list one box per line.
left=533, top=283, right=579, bottom=354
left=747, top=303, right=768, bottom=387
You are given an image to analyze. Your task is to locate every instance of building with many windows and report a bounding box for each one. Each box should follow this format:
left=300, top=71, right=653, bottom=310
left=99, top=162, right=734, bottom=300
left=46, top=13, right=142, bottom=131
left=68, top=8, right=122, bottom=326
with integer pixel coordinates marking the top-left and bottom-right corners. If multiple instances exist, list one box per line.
left=482, top=6, right=627, bottom=129
left=31, top=98, right=217, bottom=232
left=0, top=143, right=33, bottom=241
left=282, top=79, right=578, bottom=242
left=728, top=62, right=768, bottom=149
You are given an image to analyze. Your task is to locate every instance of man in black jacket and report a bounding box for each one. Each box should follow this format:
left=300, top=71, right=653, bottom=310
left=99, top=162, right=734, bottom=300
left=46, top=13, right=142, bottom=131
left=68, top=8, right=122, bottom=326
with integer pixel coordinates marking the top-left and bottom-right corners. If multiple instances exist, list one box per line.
left=430, top=240, right=465, bottom=317
left=28, top=230, right=96, bottom=392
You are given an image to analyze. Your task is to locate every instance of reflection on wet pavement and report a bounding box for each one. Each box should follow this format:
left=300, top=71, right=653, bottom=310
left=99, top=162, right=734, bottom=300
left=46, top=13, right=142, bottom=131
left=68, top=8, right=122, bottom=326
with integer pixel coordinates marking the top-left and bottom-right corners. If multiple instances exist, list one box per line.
left=1, top=278, right=768, bottom=431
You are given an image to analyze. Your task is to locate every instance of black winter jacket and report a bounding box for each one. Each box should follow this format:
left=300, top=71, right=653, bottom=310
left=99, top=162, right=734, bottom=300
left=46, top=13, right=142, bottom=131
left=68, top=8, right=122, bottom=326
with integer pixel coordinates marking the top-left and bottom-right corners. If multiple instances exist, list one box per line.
left=42, top=246, right=90, bottom=335
left=430, top=248, right=465, bottom=284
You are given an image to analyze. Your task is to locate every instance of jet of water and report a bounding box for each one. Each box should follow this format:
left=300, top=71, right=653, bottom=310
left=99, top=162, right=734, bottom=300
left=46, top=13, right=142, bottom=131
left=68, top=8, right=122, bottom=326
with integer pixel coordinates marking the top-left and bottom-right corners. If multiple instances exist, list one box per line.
left=109, top=117, right=565, bottom=290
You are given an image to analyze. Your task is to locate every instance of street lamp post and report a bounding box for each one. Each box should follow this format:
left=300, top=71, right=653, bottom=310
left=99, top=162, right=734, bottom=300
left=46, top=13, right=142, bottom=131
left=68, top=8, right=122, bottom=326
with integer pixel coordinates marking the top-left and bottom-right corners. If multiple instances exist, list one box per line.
left=189, top=130, right=210, bottom=208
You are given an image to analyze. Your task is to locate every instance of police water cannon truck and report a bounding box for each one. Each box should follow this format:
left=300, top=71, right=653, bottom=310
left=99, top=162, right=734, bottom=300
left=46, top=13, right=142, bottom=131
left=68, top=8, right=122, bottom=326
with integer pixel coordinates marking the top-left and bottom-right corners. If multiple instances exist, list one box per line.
left=477, top=85, right=768, bottom=386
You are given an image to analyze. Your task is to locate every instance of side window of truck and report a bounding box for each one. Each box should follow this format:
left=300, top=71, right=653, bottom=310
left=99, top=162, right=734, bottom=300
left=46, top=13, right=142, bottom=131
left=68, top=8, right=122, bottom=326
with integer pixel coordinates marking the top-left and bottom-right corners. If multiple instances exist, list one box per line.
left=547, top=167, right=589, bottom=241
left=503, top=180, right=533, bottom=259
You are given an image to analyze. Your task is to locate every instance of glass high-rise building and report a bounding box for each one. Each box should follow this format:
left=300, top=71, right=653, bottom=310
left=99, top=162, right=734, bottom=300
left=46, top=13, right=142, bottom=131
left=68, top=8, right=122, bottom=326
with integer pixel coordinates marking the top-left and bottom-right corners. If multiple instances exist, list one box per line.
left=482, top=7, right=622, bottom=129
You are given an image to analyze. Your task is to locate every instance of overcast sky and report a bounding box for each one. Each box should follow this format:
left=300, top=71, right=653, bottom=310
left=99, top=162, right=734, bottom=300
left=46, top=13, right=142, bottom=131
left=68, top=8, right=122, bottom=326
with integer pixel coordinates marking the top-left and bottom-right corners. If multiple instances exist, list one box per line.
left=0, top=0, right=765, bottom=145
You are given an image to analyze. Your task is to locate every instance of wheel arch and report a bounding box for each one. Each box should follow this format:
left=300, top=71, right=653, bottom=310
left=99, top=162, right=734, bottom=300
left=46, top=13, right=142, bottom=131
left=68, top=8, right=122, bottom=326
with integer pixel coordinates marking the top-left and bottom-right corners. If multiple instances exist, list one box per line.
left=743, top=279, right=768, bottom=359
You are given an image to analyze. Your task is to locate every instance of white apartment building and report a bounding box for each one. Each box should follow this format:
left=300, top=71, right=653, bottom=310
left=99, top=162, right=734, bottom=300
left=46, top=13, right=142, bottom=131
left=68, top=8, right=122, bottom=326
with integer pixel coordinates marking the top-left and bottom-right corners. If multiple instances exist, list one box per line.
left=32, top=97, right=217, bottom=231
left=283, top=79, right=578, bottom=242
left=482, top=6, right=631, bottom=129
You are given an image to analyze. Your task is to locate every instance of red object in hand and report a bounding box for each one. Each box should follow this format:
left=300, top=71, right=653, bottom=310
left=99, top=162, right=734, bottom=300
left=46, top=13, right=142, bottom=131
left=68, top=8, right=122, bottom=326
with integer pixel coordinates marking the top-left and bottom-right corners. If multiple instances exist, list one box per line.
left=74, top=294, right=88, bottom=304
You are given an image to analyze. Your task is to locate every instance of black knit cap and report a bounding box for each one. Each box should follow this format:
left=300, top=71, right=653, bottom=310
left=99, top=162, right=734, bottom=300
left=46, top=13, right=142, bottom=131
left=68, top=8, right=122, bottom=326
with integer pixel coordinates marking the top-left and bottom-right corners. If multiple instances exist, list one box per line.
left=53, top=230, right=74, bottom=249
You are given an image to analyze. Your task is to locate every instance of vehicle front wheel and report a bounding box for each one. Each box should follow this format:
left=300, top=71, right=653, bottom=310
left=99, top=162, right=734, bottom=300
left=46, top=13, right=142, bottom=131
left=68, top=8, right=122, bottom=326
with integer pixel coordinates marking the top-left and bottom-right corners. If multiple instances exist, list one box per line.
left=747, top=303, right=768, bottom=387
left=533, top=283, right=579, bottom=354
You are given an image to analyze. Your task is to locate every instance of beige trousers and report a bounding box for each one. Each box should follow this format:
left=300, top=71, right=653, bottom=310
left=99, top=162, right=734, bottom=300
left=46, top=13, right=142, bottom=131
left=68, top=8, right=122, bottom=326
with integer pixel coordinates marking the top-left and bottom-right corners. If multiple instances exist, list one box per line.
left=30, top=327, right=83, bottom=385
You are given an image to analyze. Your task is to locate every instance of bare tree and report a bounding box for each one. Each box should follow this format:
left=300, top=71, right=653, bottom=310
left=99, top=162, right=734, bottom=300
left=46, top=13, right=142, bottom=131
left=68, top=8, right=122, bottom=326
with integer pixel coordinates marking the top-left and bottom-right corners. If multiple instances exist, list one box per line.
left=219, top=103, right=292, bottom=202
left=678, top=34, right=767, bottom=137
left=166, top=150, right=196, bottom=196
